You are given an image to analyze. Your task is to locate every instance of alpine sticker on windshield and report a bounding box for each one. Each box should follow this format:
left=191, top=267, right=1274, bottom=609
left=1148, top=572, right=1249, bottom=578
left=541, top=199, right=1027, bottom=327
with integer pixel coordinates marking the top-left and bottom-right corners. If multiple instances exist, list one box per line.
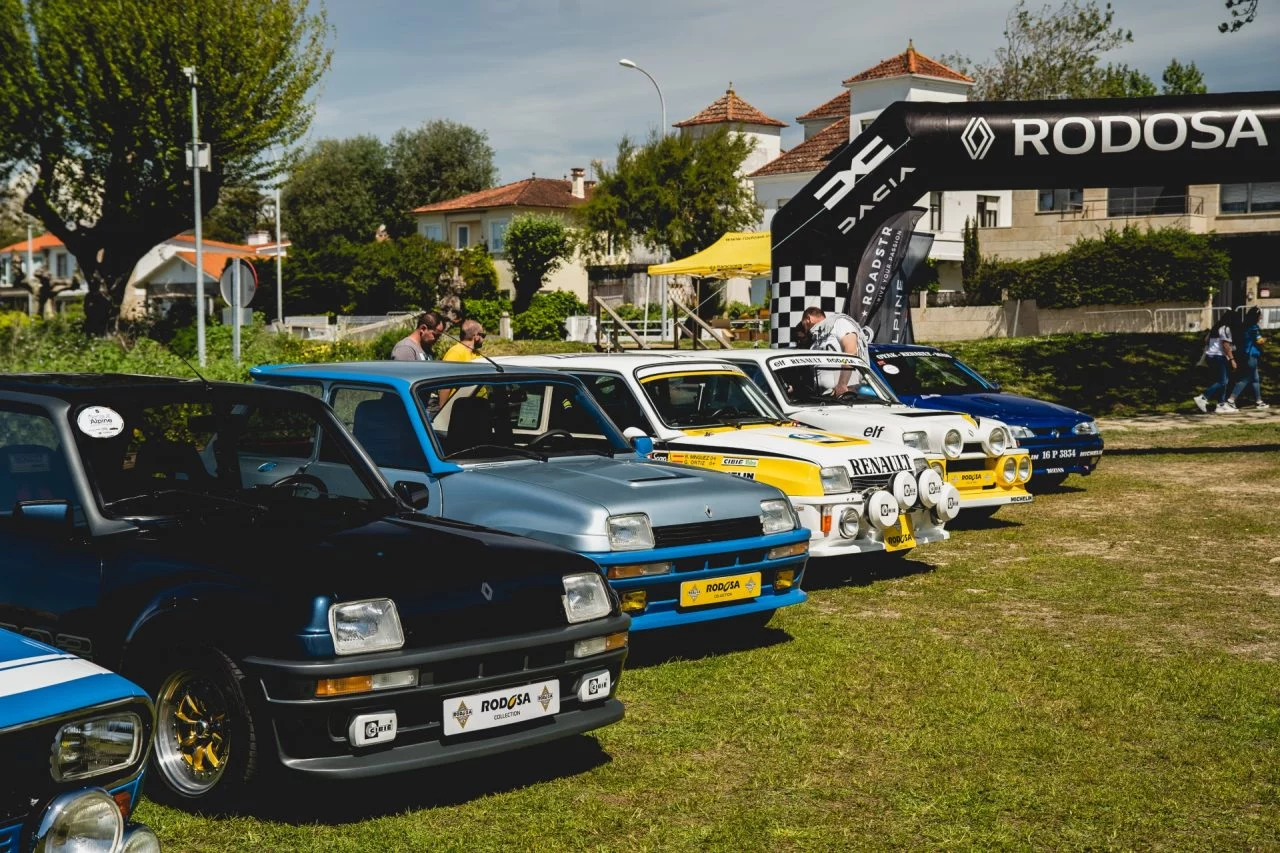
left=76, top=406, right=125, bottom=438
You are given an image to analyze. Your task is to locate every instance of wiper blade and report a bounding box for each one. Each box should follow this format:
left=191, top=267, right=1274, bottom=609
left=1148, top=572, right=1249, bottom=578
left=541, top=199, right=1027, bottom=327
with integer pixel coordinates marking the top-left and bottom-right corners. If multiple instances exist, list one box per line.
left=103, top=488, right=268, bottom=514
left=444, top=444, right=544, bottom=461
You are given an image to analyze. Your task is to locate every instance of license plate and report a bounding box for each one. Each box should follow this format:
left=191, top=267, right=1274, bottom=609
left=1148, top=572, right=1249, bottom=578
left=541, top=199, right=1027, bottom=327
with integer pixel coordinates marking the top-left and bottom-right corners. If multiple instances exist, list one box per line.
left=950, top=470, right=994, bottom=487
left=442, top=679, right=560, bottom=736
left=680, top=571, right=761, bottom=607
left=884, top=514, right=916, bottom=551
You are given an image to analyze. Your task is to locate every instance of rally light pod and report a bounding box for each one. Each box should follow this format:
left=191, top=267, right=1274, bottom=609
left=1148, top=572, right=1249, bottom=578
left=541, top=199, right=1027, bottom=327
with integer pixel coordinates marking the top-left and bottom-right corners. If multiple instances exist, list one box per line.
left=916, top=468, right=944, bottom=509
left=934, top=484, right=962, bottom=523
left=890, top=470, right=919, bottom=510
left=866, top=491, right=900, bottom=530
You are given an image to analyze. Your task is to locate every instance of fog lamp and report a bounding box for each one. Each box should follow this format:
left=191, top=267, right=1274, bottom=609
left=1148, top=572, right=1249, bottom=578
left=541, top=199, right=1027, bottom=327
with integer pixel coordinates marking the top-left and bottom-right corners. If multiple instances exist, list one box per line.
left=775, top=569, right=797, bottom=590
left=619, top=590, right=647, bottom=613
left=838, top=506, right=862, bottom=538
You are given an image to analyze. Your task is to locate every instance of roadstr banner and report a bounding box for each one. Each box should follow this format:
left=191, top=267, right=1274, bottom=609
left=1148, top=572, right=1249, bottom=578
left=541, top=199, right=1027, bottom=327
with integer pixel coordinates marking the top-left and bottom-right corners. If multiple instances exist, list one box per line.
left=866, top=231, right=934, bottom=345
left=847, top=207, right=923, bottom=327
left=769, top=91, right=1280, bottom=345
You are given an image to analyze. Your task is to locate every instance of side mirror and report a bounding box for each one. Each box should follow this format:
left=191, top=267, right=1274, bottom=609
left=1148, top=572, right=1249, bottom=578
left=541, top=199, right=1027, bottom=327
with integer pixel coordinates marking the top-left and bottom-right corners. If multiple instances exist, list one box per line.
left=14, top=499, right=73, bottom=528
left=622, top=426, right=655, bottom=458
left=393, top=481, right=430, bottom=510
left=989, top=381, right=1002, bottom=392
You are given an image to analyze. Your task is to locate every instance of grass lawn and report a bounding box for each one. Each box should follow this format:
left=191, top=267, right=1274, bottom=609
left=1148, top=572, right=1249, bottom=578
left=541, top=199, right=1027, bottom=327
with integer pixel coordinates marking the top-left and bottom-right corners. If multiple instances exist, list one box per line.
left=137, top=419, right=1280, bottom=851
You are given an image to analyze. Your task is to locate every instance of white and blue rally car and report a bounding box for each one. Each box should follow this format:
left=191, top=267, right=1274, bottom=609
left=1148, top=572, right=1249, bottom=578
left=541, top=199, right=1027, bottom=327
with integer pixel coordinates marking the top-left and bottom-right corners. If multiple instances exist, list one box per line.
left=0, top=628, right=158, bottom=853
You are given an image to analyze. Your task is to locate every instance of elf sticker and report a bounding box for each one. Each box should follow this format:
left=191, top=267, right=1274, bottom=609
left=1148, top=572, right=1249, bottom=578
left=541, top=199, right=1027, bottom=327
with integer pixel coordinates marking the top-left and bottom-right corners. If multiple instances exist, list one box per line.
left=77, top=406, right=125, bottom=438
left=882, top=364, right=900, bottom=375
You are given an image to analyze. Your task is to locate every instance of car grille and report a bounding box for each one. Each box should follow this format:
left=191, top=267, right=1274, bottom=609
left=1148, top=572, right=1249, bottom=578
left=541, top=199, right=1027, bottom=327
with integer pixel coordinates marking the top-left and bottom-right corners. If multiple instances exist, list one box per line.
left=947, top=458, right=987, bottom=473
left=653, top=516, right=762, bottom=548
left=850, top=473, right=894, bottom=491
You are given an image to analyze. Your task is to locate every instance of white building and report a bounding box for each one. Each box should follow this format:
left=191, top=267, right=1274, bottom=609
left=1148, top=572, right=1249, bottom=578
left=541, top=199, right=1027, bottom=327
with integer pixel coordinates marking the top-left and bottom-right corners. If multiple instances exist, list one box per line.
left=749, top=43, right=1012, bottom=292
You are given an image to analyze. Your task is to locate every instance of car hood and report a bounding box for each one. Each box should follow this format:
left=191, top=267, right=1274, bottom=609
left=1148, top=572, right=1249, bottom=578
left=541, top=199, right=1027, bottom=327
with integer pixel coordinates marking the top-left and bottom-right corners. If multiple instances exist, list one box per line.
left=668, top=424, right=879, bottom=462
left=913, top=392, right=1092, bottom=428
left=0, top=632, right=148, bottom=730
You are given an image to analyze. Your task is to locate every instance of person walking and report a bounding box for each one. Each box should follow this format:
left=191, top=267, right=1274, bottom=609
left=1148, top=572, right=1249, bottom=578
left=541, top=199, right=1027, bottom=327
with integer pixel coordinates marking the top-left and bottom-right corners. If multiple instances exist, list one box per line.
left=390, top=311, right=445, bottom=361
left=443, top=319, right=485, bottom=363
left=1193, top=314, right=1237, bottom=413
left=1221, top=307, right=1268, bottom=411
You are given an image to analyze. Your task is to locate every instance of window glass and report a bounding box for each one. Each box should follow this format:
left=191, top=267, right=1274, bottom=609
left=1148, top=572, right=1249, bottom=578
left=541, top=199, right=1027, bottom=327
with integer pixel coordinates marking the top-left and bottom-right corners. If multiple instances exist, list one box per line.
left=636, top=371, right=783, bottom=429
left=928, top=192, right=944, bottom=231
left=873, top=353, right=990, bottom=396
left=421, top=223, right=443, bottom=242
left=977, top=195, right=999, bottom=228
left=573, top=374, right=650, bottom=433
left=489, top=220, right=508, bottom=254
left=1107, top=185, right=1187, bottom=217
left=1037, top=189, right=1083, bottom=212
left=0, top=406, right=78, bottom=515
left=329, top=387, right=428, bottom=472
left=1220, top=182, right=1280, bottom=214
left=456, top=225, right=470, bottom=249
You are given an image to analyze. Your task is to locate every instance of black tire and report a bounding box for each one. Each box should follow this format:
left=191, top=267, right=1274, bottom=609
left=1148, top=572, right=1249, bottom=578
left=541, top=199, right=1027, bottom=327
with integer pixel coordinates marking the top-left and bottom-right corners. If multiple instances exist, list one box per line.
left=143, top=647, right=262, bottom=810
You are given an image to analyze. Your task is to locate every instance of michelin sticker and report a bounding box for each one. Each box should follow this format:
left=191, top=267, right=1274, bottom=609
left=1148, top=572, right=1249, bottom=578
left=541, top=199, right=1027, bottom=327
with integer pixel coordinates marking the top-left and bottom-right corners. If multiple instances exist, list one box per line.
left=77, top=406, right=125, bottom=438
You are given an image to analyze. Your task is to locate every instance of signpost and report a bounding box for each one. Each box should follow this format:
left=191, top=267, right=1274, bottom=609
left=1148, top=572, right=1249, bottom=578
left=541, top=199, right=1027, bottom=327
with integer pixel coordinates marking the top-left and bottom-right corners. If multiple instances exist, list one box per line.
left=218, top=259, right=257, bottom=363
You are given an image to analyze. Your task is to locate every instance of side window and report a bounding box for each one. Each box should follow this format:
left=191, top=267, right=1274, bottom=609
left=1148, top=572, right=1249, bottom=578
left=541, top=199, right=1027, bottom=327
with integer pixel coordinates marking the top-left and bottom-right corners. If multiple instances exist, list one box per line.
left=328, top=387, right=428, bottom=472
left=546, top=384, right=606, bottom=438
left=730, top=361, right=769, bottom=394
left=264, top=380, right=323, bottom=399
left=0, top=406, right=78, bottom=515
left=236, top=406, right=318, bottom=462
left=574, top=374, right=649, bottom=433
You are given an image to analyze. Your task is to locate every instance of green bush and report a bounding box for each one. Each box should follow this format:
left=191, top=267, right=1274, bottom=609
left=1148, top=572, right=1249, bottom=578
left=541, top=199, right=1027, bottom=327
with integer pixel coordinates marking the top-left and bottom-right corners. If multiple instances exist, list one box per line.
left=970, top=225, right=1229, bottom=308
left=513, top=291, right=587, bottom=340
left=464, top=297, right=512, bottom=336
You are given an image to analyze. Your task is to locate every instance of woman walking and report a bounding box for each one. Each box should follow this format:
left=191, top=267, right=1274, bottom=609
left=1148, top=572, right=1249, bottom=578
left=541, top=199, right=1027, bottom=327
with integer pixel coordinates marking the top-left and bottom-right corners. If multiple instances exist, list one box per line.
left=1220, top=307, right=1268, bottom=411
left=1194, top=314, right=1237, bottom=413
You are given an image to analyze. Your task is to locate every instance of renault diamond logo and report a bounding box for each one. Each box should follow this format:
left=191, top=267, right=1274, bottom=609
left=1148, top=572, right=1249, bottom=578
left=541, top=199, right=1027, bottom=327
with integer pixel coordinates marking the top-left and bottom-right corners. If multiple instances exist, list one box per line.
left=961, top=117, right=995, bottom=160
left=480, top=582, right=494, bottom=601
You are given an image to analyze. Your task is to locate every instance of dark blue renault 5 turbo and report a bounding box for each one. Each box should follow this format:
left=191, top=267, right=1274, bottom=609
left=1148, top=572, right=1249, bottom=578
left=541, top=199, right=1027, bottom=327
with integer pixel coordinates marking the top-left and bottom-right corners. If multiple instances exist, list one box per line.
left=867, top=344, right=1103, bottom=489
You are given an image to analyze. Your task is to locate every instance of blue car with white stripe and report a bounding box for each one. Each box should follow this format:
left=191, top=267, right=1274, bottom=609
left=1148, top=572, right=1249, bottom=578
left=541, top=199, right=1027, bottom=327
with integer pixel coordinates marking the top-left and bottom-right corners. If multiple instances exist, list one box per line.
left=253, top=362, right=810, bottom=632
left=867, top=344, right=1104, bottom=489
left=0, top=628, right=158, bottom=853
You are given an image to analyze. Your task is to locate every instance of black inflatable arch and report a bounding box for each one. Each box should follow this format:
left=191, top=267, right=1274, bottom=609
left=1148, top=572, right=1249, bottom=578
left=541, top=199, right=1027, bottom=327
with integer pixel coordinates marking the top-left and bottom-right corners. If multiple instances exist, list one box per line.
left=769, top=91, right=1280, bottom=344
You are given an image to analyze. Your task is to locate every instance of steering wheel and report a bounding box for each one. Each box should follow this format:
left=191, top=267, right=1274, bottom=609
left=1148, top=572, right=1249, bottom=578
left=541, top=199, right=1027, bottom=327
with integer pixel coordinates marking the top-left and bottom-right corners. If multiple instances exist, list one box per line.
left=529, top=429, right=575, bottom=449
left=708, top=406, right=742, bottom=419
left=270, top=473, right=329, bottom=496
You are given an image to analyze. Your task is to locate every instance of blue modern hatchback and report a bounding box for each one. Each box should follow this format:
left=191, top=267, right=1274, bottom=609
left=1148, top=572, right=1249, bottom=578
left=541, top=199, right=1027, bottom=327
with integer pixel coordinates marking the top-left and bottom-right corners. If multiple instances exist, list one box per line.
left=867, top=344, right=1103, bottom=488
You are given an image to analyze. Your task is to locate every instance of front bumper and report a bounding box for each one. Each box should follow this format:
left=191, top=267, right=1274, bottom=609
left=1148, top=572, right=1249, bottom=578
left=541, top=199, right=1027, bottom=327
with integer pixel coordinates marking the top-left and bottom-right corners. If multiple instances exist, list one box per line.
left=795, top=498, right=948, bottom=558
left=1, top=773, right=152, bottom=853
left=586, top=528, right=810, bottom=631
left=1023, top=436, right=1105, bottom=477
left=244, top=615, right=630, bottom=779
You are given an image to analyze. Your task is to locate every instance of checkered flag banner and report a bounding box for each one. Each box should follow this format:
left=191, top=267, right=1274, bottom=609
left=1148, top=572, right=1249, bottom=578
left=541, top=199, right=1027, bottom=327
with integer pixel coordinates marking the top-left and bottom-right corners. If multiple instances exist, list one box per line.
left=770, top=265, right=849, bottom=346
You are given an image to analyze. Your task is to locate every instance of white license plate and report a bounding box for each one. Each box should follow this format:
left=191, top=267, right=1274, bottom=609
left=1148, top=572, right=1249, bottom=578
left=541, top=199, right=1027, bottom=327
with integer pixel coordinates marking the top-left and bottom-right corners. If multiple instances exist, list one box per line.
left=442, top=679, right=560, bottom=736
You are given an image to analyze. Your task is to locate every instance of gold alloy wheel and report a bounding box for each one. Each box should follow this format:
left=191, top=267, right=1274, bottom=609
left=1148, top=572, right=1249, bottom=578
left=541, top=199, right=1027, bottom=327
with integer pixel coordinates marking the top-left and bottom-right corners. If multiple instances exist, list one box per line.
left=155, top=669, right=231, bottom=796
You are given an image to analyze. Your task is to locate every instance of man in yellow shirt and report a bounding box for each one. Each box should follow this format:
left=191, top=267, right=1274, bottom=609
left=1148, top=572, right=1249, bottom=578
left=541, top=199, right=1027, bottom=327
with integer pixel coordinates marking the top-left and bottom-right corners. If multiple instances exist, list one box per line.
left=443, top=319, right=485, bottom=362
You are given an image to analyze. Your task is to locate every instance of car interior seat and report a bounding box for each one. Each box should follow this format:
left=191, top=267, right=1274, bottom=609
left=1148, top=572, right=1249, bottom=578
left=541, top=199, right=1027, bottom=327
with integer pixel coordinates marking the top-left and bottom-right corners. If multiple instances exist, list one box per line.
left=0, top=444, right=75, bottom=511
left=132, top=438, right=213, bottom=487
left=352, top=395, right=427, bottom=471
left=443, top=396, right=495, bottom=456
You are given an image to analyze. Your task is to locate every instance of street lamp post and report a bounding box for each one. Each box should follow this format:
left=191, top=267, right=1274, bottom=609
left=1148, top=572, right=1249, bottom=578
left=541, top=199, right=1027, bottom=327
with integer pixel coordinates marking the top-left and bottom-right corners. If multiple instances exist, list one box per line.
left=617, top=58, right=666, bottom=136
left=183, top=66, right=209, bottom=366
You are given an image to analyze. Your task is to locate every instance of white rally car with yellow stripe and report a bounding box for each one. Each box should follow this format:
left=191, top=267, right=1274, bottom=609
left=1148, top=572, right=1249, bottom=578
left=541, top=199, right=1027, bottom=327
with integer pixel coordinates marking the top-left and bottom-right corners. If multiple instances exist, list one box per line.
left=719, top=350, right=1034, bottom=513
left=500, top=354, right=960, bottom=558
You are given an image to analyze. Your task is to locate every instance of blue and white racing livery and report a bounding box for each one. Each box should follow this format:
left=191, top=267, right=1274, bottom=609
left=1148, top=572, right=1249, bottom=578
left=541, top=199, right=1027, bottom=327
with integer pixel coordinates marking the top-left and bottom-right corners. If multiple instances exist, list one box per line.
left=0, top=628, right=158, bottom=853
left=867, top=344, right=1104, bottom=488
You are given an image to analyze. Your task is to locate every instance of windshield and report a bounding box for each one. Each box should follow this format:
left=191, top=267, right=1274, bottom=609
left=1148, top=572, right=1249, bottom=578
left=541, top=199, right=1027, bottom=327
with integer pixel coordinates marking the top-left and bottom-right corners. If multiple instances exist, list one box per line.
left=872, top=351, right=994, bottom=396
left=639, top=370, right=786, bottom=429
left=766, top=357, right=899, bottom=406
left=70, top=387, right=392, bottom=522
left=417, top=378, right=630, bottom=462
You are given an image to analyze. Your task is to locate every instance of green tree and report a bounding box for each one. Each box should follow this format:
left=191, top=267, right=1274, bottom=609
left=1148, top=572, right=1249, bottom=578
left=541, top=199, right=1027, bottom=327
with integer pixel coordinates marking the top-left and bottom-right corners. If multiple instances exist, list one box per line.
left=281, top=136, right=393, bottom=249
left=1220, top=0, right=1258, bottom=31
left=578, top=127, right=761, bottom=264
left=1161, top=59, right=1208, bottom=94
left=388, top=120, right=497, bottom=234
left=961, top=217, right=981, bottom=288
left=204, top=185, right=270, bottom=244
left=505, top=213, right=573, bottom=313
left=283, top=235, right=452, bottom=316
left=0, top=0, right=331, bottom=334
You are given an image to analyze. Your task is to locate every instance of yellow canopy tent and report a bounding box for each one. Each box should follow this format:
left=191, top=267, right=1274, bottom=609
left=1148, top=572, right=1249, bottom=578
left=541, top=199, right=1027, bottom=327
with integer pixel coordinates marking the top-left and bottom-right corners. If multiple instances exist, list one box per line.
left=646, top=231, right=770, bottom=279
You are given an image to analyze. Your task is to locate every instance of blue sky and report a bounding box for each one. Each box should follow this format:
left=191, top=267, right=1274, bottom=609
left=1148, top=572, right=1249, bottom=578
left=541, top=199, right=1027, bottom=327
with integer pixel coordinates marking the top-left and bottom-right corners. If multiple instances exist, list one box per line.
left=309, top=0, right=1279, bottom=186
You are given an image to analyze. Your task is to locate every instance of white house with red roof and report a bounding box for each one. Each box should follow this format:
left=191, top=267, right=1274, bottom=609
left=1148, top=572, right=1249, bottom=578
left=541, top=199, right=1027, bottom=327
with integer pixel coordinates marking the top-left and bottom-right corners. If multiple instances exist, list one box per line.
left=749, top=43, right=1012, bottom=292
left=411, top=169, right=595, bottom=302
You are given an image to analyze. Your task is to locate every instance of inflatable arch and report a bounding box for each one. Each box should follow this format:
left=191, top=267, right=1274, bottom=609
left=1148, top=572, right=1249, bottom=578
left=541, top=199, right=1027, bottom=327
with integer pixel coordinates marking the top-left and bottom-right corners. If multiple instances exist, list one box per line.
left=769, top=91, right=1280, bottom=344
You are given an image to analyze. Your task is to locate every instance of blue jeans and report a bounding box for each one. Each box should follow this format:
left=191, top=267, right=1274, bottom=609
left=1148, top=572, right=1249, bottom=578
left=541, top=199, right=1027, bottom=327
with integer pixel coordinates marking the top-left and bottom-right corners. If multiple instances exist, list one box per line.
left=1202, top=355, right=1232, bottom=403
left=1230, top=354, right=1261, bottom=402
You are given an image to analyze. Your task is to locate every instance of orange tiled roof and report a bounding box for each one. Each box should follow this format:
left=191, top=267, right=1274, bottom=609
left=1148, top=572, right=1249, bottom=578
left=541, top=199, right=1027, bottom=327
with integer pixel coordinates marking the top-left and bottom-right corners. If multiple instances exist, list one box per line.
left=412, top=177, right=590, bottom=214
left=0, top=232, right=64, bottom=254
left=843, top=43, right=972, bottom=85
left=168, top=234, right=259, bottom=253
left=674, top=88, right=787, bottom=129
left=175, top=250, right=257, bottom=281
left=797, top=91, right=849, bottom=123
left=750, top=117, right=850, bottom=178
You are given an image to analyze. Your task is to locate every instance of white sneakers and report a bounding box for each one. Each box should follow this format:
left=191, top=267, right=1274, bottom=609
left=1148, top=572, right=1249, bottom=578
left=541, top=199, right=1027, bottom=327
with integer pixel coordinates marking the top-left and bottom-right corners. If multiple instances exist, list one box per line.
left=1218, top=401, right=1239, bottom=412
left=1258, top=401, right=1271, bottom=410
left=1193, top=394, right=1209, bottom=413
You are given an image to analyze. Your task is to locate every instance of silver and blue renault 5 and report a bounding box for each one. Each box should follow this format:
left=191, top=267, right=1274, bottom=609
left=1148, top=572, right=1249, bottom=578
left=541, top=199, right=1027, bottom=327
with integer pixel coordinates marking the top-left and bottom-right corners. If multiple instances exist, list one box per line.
left=252, top=361, right=810, bottom=631
left=0, top=628, right=158, bottom=853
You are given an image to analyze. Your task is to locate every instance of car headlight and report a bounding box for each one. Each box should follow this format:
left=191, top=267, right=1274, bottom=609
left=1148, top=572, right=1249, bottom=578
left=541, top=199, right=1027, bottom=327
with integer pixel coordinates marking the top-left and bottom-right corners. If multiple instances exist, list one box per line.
left=983, top=427, right=1009, bottom=456
left=32, top=789, right=123, bottom=853
left=562, top=572, right=612, bottom=624
left=607, top=513, right=655, bottom=551
left=120, top=825, right=162, bottom=853
left=929, top=460, right=946, bottom=477
left=759, top=499, right=796, bottom=534
left=901, top=430, right=928, bottom=450
left=1007, top=424, right=1035, bottom=440
left=819, top=466, right=851, bottom=494
left=943, top=429, right=963, bottom=459
left=51, top=713, right=143, bottom=782
left=1072, top=420, right=1099, bottom=436
left=1017, top=455, right=1032, bottom=483
left=329, top=598, right=405, bottom=656
left=1000, top=456, right=1017, bottom=484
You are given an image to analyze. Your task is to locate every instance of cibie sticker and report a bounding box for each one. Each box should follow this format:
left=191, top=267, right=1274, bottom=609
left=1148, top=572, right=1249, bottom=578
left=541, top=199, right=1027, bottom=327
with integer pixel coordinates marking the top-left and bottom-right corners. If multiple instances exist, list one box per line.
left=77, top=406, right=125, bottom=438
left=881, top=364, right=900, bottom=375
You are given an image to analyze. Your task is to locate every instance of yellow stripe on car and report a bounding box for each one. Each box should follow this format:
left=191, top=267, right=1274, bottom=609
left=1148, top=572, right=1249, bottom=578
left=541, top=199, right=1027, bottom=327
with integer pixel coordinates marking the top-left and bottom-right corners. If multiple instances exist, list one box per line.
left=664, top=450, right=825, bottom=496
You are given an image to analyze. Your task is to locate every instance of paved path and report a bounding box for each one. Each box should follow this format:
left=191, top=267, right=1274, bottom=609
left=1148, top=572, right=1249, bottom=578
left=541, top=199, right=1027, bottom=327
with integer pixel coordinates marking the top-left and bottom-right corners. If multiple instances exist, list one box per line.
left=1099, top=407, right=1280, bottom=432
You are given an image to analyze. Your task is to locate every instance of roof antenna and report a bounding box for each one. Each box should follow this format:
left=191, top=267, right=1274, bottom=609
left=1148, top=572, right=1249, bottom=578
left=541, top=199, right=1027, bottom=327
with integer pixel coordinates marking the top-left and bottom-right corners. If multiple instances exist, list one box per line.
left=437, top=327, right=505, bottom=374
left=168, top=345, right=214, bottom=391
